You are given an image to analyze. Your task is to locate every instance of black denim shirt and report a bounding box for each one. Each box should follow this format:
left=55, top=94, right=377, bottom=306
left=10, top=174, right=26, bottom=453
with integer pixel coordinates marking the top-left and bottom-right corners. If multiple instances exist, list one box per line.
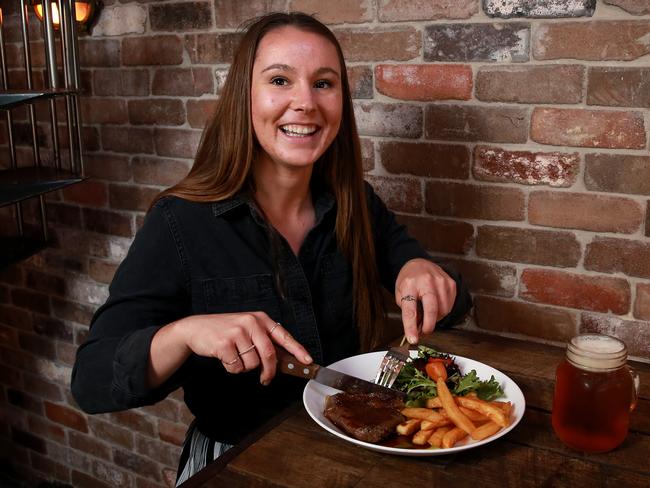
left=71, top=183, right=471, bottom=444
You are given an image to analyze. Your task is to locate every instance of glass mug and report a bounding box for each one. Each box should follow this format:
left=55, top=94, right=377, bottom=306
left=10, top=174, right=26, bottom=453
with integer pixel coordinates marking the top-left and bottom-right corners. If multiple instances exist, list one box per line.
left=552, top=334, right=640, bottom=453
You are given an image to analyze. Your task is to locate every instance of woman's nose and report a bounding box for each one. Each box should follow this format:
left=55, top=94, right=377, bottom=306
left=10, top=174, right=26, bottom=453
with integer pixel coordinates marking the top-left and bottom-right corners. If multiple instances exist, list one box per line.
left=292, top=83, right=315, bottom=112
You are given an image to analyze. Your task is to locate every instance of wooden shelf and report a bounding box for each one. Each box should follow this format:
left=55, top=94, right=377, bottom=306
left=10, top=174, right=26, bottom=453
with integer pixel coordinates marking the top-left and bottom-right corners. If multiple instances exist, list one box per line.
left=0, top=167, right=84, bottom=208
left=0, top=90, right=72, bottom=111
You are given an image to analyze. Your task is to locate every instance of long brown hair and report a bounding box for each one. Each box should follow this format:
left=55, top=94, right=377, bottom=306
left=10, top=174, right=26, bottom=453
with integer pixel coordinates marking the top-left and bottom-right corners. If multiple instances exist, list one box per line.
left=154, top=12, right=384, bottom=351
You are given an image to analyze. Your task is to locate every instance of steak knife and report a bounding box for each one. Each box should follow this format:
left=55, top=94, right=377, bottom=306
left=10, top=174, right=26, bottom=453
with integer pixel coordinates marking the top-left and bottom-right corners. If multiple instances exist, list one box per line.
left=278, top=352, right=406, bottom=400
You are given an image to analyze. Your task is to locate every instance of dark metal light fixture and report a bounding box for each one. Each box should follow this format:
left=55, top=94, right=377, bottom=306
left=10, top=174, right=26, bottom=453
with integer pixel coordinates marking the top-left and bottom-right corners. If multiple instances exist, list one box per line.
left=31, top=0, right=101, bottom=31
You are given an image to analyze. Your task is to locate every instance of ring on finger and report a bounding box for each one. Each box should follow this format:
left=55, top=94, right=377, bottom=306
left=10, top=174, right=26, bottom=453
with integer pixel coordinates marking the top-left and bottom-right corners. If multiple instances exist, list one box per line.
left=238, top=344, right=256, bottom=356
left=400, top=294, right=417, bottom=303
left=224, top=357, right=239, bottom=365
left=269, top=322, right=280, bottom=335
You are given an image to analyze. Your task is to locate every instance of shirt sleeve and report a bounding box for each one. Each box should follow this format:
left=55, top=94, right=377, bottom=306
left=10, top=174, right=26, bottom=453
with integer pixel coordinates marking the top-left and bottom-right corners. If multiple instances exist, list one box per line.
left=71, top=199, right=190, bottom=413
left=366, top=182, right=473, bottom=329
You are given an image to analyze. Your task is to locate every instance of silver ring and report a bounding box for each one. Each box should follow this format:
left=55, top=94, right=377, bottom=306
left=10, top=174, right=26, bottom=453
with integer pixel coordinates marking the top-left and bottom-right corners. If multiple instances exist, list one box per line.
left=224, top=357, right=239, bottom=365
left=400, top=294, right=417, bottom=303
left=238, top=344, right=256, bottom=355
left=269, top=322, right=280, bottom=335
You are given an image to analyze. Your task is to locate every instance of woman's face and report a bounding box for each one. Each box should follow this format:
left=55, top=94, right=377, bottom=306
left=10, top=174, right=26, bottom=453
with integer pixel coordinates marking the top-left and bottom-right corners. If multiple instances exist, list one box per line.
left=251, top=26, right=343, bottom=172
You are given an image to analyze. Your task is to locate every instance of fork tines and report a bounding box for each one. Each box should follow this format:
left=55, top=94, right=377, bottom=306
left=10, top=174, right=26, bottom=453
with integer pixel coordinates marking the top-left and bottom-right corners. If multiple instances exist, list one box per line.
left=374, top=346, right=410, bottom=389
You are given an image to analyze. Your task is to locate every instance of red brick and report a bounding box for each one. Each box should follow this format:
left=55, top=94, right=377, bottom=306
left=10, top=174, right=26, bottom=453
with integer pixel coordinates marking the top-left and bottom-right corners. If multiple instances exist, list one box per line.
left=424, top=23, right=529, bottom=62
left=44, top=402, right=88, bottom=433
left=88, top=259, right=118, bottom=284
left=152, top=67, right=213, bottom=96
left=396, top=215, right=474, bottom=255
left=647, top=201, right=650, bottom=238
left=154, top=128, right=204, bottom=158
left=110, top=410, right=156, bottom=437
left=634, top=283, right=650, bottom=320
left=0, top=324, right=18, bottom=348
left=184, top=32, right=243, bottom=64
left=7, top=389, right=43, bottom=415
left=580, top=313, right=649, bottom=359
left=62, top=180, right=108, bottom=207
left=425, top=182, right=524, bottom=221
left=485, top=0, right=595, bottom=17
left=12, top=288, right=50, bottom=315
left=88, top=417, right=134, bottom=449
left=521, top=269, right=630, bottom=314
left=91, top=458, right=134, bottom=487
left=360, top=137, right=374, bottom=172
left=46, top=203, right=83, bottom=229
left=381, top=141, right=469, bottom=179
left=531, top=108, right=646, bottom=149
left=425, top=105, right=528, bottom=143
left=585, top=154, right=650, bottom=196
left=31, top=452, right=71, bottom=482
left=585, top=237, right=650, bottom=279
left=84, top=154, right=131, bottom=182
left=109, top=184, right=160, bottom=212
left=81, top=98, right=128, bottom=125
left=290, top=0, right=372, bottom=23
left=25, top=270, right=65, bottom=296
left=529, top=191, right=643, bottom=234
left=214, top=0, right=286, bottom=28
left=150, top=1, right=212, bottom=31
left=158, top=419, right=186, bottom=446
left=18, top=332, right=56, bottom=359
left=477, top=226, right=581, bottom=267
left=533, top=21, right=650, bottom=61
left=355, top=102, right=422, bottom=138
left=28, top=414, right=65, bottom=443
left=474, top=295, right=577, bottom=342
left=123, top=36, right=183, bottom=66
left=474, top=146, right=578, bottom=187
left=113, top=448, right=161, bottom=481
left=476, top=65, right=584, bottom=104
left=365, top=176, right=422, bottom=214
left=93, top=69, right=150, bottom=97
left=376, top=64, right=472, bottom=101
left=441, top=258, right=516, bottom=297
left=11, top=427, right=47, bottom=454
left=347, top=65, right=373, bottom=99
left=136, top=434, right=179, bottom=467
left=33, top=315, right=73, bottom=342
left=335, top=27, right=421, bottom=62
left=71, top=470, right=113, bottom=488
left=51, top=298, right=95, bottom=327
left=83, top=208, right=133, bottom=238
left=604, top=0, right=650, bottom=15
left=133, top=157, right=190, bottom=186
left=128, top=99, right=185, bottom=126
left=587, top=67, right=650, bottom=108
left=379, top=0, right=477, bottom=21
left=186, top=99, right=218, bottom=129
left=101, top=126, right=154, bottom=154
left=79, top=39, right=121, bottom=67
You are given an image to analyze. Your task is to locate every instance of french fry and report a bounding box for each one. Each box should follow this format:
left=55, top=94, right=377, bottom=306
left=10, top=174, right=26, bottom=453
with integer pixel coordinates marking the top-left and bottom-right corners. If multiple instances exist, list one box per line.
left=456, top=396, right=508, bottom=428
left=470, top=421, right=502, bottom=441
left=459, top=406, right=490, bottom=423
left=425, top=397, right=442, bottom=409
left=436, top=378, right=476, bottom=435
left=401, top=407, right=447, bottom=424
left=412, top=428, right=435, bottom=445
left=396, top=418, right=421, bottom=436
left=428, top=426, right=451, bottom=448
left=442, top=426, right=468, bottom=448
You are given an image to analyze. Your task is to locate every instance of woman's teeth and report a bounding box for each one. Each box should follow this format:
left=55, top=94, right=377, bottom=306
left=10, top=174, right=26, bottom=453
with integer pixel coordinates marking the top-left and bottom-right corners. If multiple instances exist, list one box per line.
left=280, top=125, right=317, bottom=137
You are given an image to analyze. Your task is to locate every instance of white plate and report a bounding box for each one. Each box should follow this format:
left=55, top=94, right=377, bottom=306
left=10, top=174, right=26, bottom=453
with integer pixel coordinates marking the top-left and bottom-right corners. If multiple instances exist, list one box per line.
left=303, top=351, right=526, bottom=456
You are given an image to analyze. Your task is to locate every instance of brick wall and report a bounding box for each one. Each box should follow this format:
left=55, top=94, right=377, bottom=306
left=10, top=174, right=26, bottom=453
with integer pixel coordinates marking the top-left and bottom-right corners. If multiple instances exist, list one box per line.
left=1, top=0, right=649, bottom=486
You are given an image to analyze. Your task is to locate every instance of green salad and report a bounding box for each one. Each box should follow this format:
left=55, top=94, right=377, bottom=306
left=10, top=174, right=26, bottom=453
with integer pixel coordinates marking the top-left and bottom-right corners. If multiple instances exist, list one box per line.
left=393, top=346, right=504, bottom=407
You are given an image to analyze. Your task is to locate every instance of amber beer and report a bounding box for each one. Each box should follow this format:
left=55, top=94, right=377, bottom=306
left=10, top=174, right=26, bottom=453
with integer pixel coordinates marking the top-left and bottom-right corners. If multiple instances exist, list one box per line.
left=552, top=334, right=639, bottom=453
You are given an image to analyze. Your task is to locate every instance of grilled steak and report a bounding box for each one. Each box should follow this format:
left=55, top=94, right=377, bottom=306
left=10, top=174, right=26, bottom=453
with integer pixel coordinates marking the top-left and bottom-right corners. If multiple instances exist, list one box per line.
left=324, top=392, right=405, bottom=443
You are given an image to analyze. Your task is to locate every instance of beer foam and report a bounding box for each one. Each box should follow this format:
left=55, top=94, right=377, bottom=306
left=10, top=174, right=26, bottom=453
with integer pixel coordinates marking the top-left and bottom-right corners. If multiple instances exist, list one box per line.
left=573, top=335, right=624, bottom=354
left=567, top=334, right=627, bottom=371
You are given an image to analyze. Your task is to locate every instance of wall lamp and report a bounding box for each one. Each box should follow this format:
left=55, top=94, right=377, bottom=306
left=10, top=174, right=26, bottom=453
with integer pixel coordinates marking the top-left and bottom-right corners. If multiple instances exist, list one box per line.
left=31, top=1, right=102, bottom=32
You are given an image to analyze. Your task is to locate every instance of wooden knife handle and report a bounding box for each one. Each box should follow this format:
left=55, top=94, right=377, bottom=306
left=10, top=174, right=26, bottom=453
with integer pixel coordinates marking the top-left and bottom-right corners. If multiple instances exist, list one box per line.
left=277, top=351, right=320, bottom=379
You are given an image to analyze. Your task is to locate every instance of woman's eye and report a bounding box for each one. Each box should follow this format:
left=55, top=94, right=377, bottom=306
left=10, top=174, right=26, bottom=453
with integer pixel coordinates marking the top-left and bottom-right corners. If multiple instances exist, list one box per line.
left=314, top=80, right=332, bottom=89
left=270, top=77, right=287, bottom=86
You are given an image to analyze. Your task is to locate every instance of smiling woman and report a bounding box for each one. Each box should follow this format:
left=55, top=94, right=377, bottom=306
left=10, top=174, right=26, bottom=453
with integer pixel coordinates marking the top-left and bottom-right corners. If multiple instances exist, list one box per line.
left=70, top=11, right=472, bottom=486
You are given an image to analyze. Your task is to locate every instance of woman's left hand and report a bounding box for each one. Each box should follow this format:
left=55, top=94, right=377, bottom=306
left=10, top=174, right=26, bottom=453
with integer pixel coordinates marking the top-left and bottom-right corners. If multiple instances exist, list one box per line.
left=395, top=258, right=457, bottom=344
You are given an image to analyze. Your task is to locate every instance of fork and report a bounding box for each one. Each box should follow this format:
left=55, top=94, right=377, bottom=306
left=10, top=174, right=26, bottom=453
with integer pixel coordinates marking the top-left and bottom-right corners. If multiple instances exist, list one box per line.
left=374, top=335, right=415, bottom=388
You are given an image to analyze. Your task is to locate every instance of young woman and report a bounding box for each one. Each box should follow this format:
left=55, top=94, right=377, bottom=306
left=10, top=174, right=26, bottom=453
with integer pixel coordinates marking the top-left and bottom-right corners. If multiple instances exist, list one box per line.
left=71, top=12, right=472, bottom=483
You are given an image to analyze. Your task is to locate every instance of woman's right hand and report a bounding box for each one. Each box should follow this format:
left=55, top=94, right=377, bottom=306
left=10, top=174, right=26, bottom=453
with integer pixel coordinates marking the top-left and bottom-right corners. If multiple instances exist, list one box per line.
left=149, top=312, right=312, bottom=387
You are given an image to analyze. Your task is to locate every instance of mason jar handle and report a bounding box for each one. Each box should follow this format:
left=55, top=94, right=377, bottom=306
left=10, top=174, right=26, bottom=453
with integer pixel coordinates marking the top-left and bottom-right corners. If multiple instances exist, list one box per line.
left=629, top=366, right=640, bottom=412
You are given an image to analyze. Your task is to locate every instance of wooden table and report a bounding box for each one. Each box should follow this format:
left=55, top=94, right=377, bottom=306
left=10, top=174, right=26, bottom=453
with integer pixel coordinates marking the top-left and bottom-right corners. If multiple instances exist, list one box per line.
left=181, top=329, right=650, bottom=487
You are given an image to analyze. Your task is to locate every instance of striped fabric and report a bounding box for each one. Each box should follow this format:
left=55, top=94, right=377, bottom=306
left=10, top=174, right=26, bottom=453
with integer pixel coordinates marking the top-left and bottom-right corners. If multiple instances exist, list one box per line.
left=176, top=422, right=233, bottom=486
